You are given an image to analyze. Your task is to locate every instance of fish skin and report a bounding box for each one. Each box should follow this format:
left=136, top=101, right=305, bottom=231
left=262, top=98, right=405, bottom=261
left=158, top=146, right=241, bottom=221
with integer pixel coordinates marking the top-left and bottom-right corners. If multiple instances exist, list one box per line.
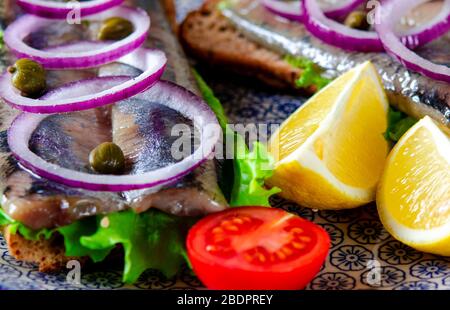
left=0, top=0, right=227, bottom=230
left=222, top=0, right=450, bottom=128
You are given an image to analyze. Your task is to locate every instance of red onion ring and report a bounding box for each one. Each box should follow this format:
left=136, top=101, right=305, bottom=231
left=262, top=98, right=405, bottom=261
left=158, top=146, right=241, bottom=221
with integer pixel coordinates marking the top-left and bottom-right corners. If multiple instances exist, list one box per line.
left=302, top=0, right=383, bottom=52
left=262, top=0, right=304, bottom=21
left=0, top=46, right=167, bottom=113
left=17, top=0, right=124, bottom=19
left=262, top=0, right=364, bottom=22
left=375, top=0, right=450, bottom=83
left=8, top=80, right=221, bottom=192
left=302, top=0, right=450, bottom=52
left=398, top=0, right=450, bottom=49
left=4, top=6, right=149, bottom=69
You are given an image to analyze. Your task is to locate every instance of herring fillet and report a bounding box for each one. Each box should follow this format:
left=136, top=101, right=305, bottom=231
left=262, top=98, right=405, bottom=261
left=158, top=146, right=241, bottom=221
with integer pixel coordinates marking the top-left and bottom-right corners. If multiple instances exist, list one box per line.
left=0, top=0, right=227, bottom=230
left=222, top=0, right=450, bottom=128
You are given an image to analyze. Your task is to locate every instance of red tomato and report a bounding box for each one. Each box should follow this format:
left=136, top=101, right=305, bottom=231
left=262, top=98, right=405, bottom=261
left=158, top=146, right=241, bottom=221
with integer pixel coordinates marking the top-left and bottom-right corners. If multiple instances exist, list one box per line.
left=186, top=207, right=330, bottom=290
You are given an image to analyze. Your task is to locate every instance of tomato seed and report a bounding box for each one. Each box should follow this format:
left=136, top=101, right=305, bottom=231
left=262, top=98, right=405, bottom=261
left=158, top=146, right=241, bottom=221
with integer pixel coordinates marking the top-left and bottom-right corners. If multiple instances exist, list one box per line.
left=299, top=236, right=311, bottom=242
left=290, top=227, right=304, bottom=234
left=212, top=227, right=223, bottom=234
left=232, top=218, right=244, bottom=224
left=224, top=224, right=239, bottom=231
left=292, top=241, right=305, bottom=249
left=275, top=250, right=286, bottom=260
left=281, top=246, right=293, bottom=256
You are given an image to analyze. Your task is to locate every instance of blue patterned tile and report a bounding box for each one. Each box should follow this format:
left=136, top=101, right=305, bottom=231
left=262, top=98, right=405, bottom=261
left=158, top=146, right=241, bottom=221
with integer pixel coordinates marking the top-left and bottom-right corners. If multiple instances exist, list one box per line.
left=0, top=234, right=6, bottom=250
left=318, top=224, right=344, bottom=247
left=348, top=220, right=390, bottom=244
left=310, top=272, right=356, bottom=290
left=81, top=271, right=124, bottom=289
left=0, top=264, right=22, bottom=282
left=394, top=280, right=439, bottom=290
left=26, top=270, right=69, bottom=287
left=330, top=245, right=374, bottom=271
left=178, top=265, right=203, bottom=288
left=378, top=241, right=423, bottom=265
left=319, top=209, right=361, bottom=223
left=361, top=266, right=405, bottom=288
left=1, top=251, right=37, bottom=268
left=278, top=201, right=316, bottom=221
left=442, top=275, right=450, bottom=287
left=134, top=269, right=177, bottom=290
left=410, top=260, right=450, bottom=279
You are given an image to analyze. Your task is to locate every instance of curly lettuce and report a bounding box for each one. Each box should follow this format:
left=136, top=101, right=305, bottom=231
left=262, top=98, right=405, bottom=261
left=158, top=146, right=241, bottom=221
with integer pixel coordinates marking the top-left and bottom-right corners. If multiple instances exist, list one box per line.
left=0, top=208, right=192, bottom=283
left=384, top=106, right=417, bottom=143
left=80, top=210, right=193, bottom=283
left=193, top=70, right=280, bottom=207
left=0, top=30, right=3, bottom=50
left=285, top=55, right=331, bottom=90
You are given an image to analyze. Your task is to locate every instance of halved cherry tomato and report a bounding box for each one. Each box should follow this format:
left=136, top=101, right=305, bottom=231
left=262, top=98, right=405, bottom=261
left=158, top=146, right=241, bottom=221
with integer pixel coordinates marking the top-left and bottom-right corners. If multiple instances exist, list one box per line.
left=186, top=207, right=330, bottom=290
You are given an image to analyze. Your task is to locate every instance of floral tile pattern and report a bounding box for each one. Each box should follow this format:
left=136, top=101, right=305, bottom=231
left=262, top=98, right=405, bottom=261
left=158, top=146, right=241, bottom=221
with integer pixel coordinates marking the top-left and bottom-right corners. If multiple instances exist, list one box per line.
left=1, top=71, right=449, bottom=290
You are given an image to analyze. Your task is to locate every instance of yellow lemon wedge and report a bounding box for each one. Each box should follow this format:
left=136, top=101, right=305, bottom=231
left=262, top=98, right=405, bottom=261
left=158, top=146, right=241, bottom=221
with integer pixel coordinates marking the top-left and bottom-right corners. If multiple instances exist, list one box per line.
left=377, top=116, right=450, bottom=255
left=267, top=61, right=389, bottom=209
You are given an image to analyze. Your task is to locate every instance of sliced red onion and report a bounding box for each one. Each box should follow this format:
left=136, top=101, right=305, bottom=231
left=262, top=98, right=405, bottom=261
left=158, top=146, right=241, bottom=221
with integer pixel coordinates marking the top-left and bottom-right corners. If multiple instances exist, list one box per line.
left=262, top=0, right=364, bottom=22
left=4, top=6, right=150, bottom=69
left=8, top=80, right=221, bottom=192
left=398, top=0, right=450, bottom=48
left=17, top=0, right=124, bottom=19
left=302, top=0, right=383, bottom=52
left=262, top=0, right=304, bottom=22
left=302, top=0, right=450, bottom=52
left=323, top=0, right=366, bottom=20
left=0, top=46, right=167, bottom=113
left=375, top=0, right=450, bottom=83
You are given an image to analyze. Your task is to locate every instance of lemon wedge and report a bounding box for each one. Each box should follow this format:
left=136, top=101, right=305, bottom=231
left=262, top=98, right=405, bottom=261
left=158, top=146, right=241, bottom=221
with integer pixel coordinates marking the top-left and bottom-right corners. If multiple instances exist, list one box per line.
left=377, top=116, right=450, bottom=255
left=267, top=61, right=389, bottom=209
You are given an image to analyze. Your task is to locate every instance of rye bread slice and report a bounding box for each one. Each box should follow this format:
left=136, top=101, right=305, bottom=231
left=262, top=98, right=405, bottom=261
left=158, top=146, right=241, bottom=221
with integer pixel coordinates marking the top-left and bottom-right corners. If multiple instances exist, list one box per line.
left=179, top=0, right=314, bottom=91
left=3, top=226, right=86, bottom=272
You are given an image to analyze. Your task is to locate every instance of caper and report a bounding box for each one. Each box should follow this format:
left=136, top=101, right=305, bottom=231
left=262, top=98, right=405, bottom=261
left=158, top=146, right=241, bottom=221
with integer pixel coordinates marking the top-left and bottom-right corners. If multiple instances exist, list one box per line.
left=344, top=11, right=370, bottom=30
left=8, top=58, right=46, bottom=97
left=97, top=17, right=134, bottom=41
left=89, top=142, right=125, bottom=174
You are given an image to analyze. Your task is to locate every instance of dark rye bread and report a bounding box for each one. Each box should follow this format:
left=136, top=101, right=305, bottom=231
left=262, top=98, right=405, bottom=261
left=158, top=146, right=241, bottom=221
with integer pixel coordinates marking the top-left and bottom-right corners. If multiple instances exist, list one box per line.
left=179, top=0, right=313, bottom=92
left=3, top=226, right=86, bottom=272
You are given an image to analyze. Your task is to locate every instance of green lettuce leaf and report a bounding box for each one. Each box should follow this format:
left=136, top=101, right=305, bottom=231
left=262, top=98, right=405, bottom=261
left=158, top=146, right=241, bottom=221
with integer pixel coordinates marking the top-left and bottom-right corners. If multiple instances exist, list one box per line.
left=1, top=207, right=192, bottom=283
left=9, top=223, right=54, bottom=241
left=231, top=137, right=281, bottom=206
left=0, top=30, right=4, bottom=50
left=193, top=69, right=228, bottom=129
left=0, top=207, right=111, bottom=258
left=193, top=69, right=280, bottom=207
left=58, top=217, right=112, bottom=262
left=0, top=209, right=47, bottom=239
left=80, top=210, right=193, bottom=284
left=285, top=55, right=331, bottom=90
left=0, top=207, right=12, bottom=227
left=1, top=207, right=52, bottom=240
left=384, top=107, right=417, bottom=143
